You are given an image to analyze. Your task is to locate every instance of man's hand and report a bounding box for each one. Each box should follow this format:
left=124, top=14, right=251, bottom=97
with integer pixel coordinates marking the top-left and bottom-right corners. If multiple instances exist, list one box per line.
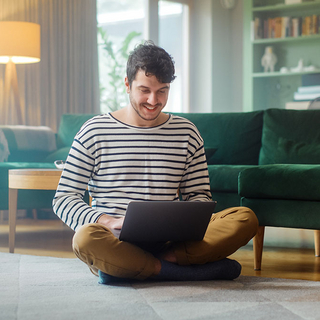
left=97, top=214, right=124, bottom=230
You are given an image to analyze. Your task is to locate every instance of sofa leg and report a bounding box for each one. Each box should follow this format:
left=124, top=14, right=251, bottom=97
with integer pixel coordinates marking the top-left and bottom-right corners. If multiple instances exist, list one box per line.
left=253, top=226, right=265, bottom=271
left=32, top=209, right=38, bottom=220
left=0, top=210, right=4, bottom=224
left=315, top=230, right=320, bottom=257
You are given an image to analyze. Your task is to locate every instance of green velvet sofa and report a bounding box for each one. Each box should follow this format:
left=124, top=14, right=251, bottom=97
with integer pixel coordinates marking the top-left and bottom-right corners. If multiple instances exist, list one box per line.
left=0, top=114, right=95, bottom=215
left=238, top=109, right=320, bottom=270
left=0, top=109, right=319, bottom=271
left=181, top=109, right=320, bottom=270
left=0, top=126, right=57, bottom=214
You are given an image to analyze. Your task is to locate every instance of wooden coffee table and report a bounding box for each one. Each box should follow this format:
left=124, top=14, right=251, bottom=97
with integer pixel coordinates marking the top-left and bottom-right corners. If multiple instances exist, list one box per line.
left=8, top=169, right=62, bottom=253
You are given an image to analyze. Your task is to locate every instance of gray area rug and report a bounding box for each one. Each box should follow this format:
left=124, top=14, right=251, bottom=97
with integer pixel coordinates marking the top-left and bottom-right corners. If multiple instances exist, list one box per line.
left=1, top=253, right=320, bottom=320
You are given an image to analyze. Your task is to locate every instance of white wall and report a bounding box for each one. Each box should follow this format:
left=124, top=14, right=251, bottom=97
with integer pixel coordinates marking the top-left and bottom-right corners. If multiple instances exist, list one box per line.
left=189, top=0, right=213, bottom=113
left=231, top=0, right=244, bottom=112
left=189, top=0, right=244, bottom=113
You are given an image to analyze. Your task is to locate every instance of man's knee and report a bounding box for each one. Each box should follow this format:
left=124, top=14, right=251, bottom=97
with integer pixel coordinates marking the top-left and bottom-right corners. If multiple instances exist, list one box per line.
left=214, top=206, right=257, bottom=223
left=73, top=224, right=94, bottom=248
left=213, top=206, right=259, bottom=240
left=235, top=206, right=259, bottom=242
left=72, top=223, right=107, bottom=255
left=239, top=206, right=259, bottom=232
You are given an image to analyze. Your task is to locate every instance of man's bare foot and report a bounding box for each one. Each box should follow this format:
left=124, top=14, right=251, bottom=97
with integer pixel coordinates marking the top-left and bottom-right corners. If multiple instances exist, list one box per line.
left=153, top=250, right=178, bottom=276
left=159, top=249, right=178, bottom=263
left=153, top=259, right=162, bottom=276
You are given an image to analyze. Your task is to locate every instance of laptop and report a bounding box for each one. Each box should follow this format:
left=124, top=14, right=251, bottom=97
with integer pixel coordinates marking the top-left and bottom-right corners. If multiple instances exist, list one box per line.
left=117, top=201, right=216, bottom=243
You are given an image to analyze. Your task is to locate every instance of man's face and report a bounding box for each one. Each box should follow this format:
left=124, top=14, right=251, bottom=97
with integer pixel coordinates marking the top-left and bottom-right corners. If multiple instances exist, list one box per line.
left=125, top=70, right=170, bottom=127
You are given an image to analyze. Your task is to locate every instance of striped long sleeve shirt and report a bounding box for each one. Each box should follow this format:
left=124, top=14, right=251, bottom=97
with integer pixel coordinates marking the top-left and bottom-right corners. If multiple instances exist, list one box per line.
left=52, top=113, right=212, bottom=231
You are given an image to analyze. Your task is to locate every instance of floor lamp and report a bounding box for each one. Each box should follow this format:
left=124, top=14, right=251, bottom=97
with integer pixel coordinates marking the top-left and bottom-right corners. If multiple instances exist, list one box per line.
left=0, top=21, right=41, bottom=124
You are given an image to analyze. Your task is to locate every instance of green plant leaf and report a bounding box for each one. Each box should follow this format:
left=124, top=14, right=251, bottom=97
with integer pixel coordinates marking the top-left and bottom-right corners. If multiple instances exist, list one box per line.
left=120, top=31, right=142, bottom=58
left=98, top=27, right=141, bottom=112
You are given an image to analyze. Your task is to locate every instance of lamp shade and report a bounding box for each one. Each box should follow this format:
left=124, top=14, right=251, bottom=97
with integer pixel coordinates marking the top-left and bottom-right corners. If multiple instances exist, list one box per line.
left=0, top=21, right=41, bottom=64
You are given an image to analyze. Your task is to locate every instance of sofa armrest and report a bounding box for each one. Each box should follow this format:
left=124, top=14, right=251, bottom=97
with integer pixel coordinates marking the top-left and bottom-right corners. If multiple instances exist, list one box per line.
left=0, top=125, right=57, bottom=162
left=208, top=165, right=256, bottom=192
left=239, top=164, right=320, bottom=201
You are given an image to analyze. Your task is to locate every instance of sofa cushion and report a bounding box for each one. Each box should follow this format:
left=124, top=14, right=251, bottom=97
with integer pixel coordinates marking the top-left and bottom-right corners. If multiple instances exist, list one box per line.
left=241, top=198, right=320, bottom=229
left=259, top=109, right=320, bottom=165
left=212, top=192, right=241, bottom=212
left=56, top=113, right=97, bottom=148
left=174, top=111, right=264, bottom=165
left=45, top=147, right=71, bottom=163
left=208, top=165, right=255, bottom=192
left=275, top=138, right=320, bottom=164
left=239, top=164, right=320, bottom=201
left=0, top=125, right=57, bottom=162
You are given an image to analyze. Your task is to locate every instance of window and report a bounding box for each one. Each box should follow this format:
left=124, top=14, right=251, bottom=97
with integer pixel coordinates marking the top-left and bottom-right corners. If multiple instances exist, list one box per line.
left=159, top=1, right=189, bottom=112
left=97, top=0, right=189, bottom=114
left=97, top=0, right=144, bottom=113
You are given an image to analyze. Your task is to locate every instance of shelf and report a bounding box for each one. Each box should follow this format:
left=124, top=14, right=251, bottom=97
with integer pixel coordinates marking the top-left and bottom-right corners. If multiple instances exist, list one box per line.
left=243, top=0, right=320, bottom=111
left=253, top=70, right=320, bottom=78
left=253, top=34, right=320, bottom=44
left=252, top=1, right=320, bottom=12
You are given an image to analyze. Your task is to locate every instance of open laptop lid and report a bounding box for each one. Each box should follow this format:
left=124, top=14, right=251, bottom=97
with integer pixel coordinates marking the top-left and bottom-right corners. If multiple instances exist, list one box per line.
left=118, top=201, right=216, bottom=243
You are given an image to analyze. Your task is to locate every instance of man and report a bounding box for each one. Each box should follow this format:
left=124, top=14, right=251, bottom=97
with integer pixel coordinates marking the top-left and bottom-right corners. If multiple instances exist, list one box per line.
left=53, top=41, right=258, bottom=284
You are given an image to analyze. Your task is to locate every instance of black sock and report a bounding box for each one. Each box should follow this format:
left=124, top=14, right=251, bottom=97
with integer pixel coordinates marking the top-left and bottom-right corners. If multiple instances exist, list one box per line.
left=98, top=270, right=128, bottom=285
left=98, top=258, right=241, bottom=284
left=155, top=258, right=241, bottom=281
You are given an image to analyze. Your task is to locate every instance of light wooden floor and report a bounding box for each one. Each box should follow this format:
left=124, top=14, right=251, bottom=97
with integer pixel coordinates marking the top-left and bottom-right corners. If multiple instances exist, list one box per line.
left=1, top=218, right=319, bottom=281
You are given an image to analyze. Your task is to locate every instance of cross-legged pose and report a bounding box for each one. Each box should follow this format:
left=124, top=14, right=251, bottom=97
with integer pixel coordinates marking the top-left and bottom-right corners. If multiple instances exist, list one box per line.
left=53, top=41, right=258, bottom=284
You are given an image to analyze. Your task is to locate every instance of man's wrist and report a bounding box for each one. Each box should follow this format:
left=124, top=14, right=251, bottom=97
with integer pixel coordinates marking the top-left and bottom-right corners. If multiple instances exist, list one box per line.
left=97, top=214, right=124, bottom=230
left=97, top=213, right=110, bottom=224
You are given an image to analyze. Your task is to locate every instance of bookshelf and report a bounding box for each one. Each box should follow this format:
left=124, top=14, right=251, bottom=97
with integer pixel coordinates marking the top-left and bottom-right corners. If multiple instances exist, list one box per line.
left=243, top=0, right=320, bottom=111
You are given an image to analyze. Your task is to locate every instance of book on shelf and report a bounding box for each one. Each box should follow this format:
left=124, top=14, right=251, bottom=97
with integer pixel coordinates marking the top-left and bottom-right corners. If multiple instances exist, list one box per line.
left=285, top=0, right=302, bottom=4
left=297, top=85, right=320, bottom=93
left=293, top=91, right=320, bottom=101
left=291, top=18, right=300, bottom=37
left=285, top=101, right=309, bottom=110
left=302, top=73, right=320, bottom=86
left=253, top=17, right=263, bottom=39
left=252, top=14, right=319, bottom=40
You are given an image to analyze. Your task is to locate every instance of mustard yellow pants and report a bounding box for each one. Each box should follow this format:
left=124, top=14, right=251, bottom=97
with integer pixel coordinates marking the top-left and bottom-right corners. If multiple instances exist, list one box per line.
left=72, top=206, right=258, bottom=280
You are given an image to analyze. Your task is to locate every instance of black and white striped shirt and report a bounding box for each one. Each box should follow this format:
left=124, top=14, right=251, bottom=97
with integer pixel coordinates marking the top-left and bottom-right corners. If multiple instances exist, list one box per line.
left=53, top=113, right=212, bottom=231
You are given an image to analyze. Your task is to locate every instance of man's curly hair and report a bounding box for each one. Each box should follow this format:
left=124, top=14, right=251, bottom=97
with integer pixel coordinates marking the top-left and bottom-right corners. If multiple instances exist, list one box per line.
left=126, top=41, right=176, bottom=87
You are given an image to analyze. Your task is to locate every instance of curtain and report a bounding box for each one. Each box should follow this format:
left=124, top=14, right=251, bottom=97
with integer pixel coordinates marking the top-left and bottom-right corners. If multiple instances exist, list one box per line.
left=0, top=0, right=100, bottom=131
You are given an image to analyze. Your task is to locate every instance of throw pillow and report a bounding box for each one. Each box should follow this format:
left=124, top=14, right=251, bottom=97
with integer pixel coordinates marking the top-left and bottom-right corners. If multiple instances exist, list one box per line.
left=275, top=137, right=320, bottom=164
left=0, top=129, right=10, bottom=162
left=204, top=148, right=217, bottom=165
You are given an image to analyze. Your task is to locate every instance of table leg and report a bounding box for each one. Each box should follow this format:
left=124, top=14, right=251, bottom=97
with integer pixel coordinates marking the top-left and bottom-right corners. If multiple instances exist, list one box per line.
left=315, top=230, right=320, bottom=257
left=9, top=188, right=18, bottom=253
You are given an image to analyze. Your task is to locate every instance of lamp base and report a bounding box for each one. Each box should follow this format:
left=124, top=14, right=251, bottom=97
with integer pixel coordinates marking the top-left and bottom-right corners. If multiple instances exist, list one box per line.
left=4, top=59, right=23, bottom=124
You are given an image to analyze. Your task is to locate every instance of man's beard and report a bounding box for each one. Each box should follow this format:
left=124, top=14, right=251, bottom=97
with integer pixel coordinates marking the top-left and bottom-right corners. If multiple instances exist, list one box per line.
left=129, top=93, right=163, bottom=122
